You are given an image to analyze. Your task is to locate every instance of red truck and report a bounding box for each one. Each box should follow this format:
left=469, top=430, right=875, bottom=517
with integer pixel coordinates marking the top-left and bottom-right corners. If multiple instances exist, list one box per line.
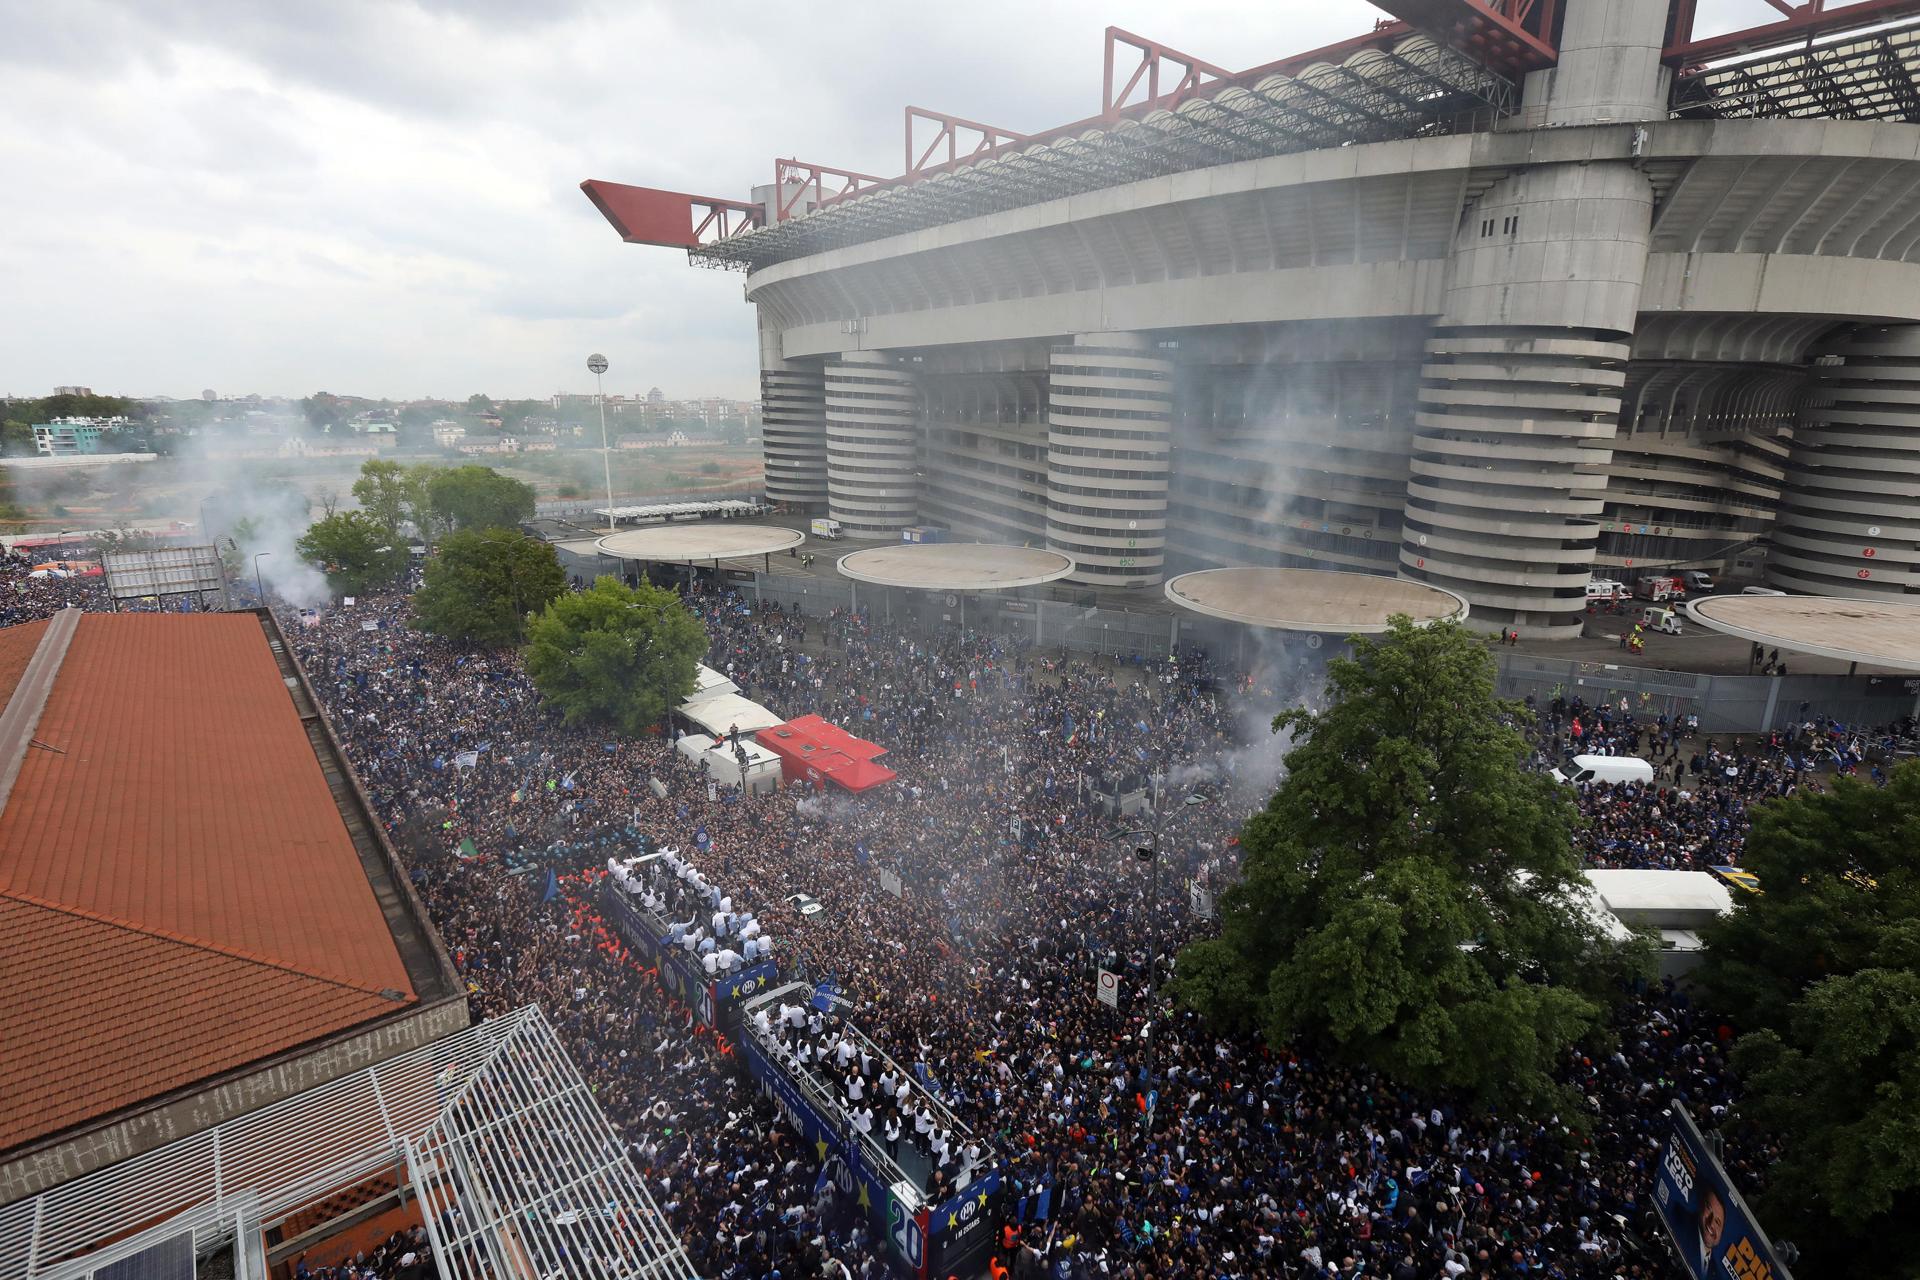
left=1634, top=575, right=1686, bottom=602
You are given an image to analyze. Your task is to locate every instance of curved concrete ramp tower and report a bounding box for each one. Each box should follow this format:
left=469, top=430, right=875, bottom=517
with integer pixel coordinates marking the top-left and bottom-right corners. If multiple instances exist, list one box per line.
left=759, top=321, right=827, bottom=508
left=1400, top=0, right=1667, bottom=637
left=1047, top=333, right=1173, bottom=588
left=1771, top=325, right=1920, bottom=597
left=825, top=351, right=921, bottom=538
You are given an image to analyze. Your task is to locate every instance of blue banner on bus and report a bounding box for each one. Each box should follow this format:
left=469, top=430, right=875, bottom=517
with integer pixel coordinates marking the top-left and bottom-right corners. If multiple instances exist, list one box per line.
left=1653, top=1104, right=1794, bottom=1280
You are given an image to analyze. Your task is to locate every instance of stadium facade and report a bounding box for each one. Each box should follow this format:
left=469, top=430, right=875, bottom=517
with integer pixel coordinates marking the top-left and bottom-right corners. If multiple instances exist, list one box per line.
left=586, top=0, right=1920, bottom=636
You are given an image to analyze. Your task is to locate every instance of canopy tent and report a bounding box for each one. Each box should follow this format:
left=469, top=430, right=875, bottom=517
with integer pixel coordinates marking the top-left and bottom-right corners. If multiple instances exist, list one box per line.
left=682, top=662, right=741, bottom=704
left=677, top=691, right=784, bottom=739
left=756, top=716, right=896, bottom=793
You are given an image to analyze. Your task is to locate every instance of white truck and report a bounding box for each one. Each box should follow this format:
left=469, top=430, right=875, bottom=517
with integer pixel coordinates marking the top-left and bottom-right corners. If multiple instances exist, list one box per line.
left=809, top=518, right=842, bottom=540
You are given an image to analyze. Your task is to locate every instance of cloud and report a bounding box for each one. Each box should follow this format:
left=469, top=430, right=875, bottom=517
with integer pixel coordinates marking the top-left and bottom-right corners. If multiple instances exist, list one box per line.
left=2, top=0, right=1410, bottom=401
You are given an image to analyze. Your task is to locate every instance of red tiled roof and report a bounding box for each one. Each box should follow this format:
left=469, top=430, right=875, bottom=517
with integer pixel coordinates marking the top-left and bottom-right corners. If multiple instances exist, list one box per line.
left=0, top=613, right=416, bottom=1154
left=0, top=617, right=46, bottom=710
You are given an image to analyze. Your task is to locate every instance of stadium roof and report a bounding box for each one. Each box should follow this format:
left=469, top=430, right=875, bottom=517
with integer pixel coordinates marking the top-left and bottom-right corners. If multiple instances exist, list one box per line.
left=676, top=32, right=1516, bottom=271
left=0, top=610, right=423, bottom=1157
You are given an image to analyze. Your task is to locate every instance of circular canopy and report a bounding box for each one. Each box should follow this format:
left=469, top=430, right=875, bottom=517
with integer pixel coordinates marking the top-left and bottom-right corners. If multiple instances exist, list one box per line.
left=594, top=524, right=804, bottom=562
left=836, top=543, right=1076, bottom=592
left=1686, top=594, right=1920, bottom=672
left=1165, top=567, right=1469, bottom=633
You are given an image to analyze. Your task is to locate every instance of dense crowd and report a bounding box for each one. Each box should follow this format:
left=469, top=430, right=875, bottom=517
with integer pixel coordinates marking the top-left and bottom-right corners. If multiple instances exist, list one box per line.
left=0, top=548, right=109, bottom=623
left=262, top=577, right=1785, bottom=1280
left=1525, top=692, right=1913, bottom=871
left=3, top=557, right=1847, bottom=1279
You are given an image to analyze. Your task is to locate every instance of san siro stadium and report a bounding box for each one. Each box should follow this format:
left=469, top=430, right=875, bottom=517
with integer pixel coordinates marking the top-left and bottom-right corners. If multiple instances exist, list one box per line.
left=585, top=0, right=1920, bottom=637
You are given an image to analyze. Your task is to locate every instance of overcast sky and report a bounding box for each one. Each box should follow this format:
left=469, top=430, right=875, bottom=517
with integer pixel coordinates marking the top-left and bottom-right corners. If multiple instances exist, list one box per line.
left=2, top=0, right=1765, bottom=403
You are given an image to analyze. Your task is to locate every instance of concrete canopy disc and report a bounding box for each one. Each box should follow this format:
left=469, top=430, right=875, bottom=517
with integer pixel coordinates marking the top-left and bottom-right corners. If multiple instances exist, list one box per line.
left=1164, top=567, right=1469, bottom=634
left=835, top=543, right=1076, bottom=592
left=1686, top=595, right=1920, bottom=672
left=593, top=524, right=805, bottom=561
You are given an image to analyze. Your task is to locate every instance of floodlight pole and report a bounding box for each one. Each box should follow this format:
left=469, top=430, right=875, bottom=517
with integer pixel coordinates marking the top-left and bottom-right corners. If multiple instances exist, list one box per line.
left=1125, top=784, right=1205, bottom=1144
left=253, top=551, right=271, bottom=604
left=589, top=353, right=614, bottom=533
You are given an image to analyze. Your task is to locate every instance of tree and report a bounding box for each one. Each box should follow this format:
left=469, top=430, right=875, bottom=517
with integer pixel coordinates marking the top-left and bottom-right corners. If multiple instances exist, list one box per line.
left=466, top=393, right=493, bottom=414
left=402, top=463, right=443, bottom=545
left=522, top=577, right=706, bottom=735
left=1171, top=618, right=1641, bottom=1111
left=295, top=511, right=407, bottom=596
left=1, top=420, right=34, bottom=457
left=352, top=457, right=409, bottom=539
left=412, top=528, right=566, bottom=649
left=427, top=464, right=536, bottom=533
left=1699, top=763, right=1920, bottom=1271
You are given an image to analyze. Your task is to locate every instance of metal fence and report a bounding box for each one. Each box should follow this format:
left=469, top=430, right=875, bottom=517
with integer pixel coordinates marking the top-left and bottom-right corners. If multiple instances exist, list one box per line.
left=1492, top=653, right=1920, bottom=734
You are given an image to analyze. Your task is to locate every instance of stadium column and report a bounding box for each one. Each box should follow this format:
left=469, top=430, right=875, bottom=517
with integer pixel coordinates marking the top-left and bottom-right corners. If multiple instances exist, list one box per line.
left=758, top=321, right=827, bottom=510
left=1768, top=325, right=1920, bottom=598
left=1399, top=0, right=1665, bottom=637
left=824, top=350, right=921, bottom=539
left=1046, top=333, right=1172, bottom=588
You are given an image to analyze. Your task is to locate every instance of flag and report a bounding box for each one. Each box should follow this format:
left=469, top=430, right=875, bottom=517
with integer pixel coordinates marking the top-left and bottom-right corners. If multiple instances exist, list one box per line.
left=452, top=750, right=480, bottom=770
left=811, top=980, right=846, bottom=1013
left=813, top=1163, right=832, bottom=1196
left=854, top=841, right=869, bottom=866
left=543, top=868, right=560, bottom=903
left=457, top=838, right=482, bottom=861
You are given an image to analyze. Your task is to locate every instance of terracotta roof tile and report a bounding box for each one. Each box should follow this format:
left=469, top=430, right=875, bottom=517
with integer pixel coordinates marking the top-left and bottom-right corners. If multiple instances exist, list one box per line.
left=0, top=613, right=417, bottom=1154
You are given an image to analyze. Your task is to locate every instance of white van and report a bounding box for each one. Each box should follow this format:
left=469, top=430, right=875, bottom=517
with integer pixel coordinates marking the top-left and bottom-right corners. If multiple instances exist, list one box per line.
left=1551, top=755, right=1656, bottom=787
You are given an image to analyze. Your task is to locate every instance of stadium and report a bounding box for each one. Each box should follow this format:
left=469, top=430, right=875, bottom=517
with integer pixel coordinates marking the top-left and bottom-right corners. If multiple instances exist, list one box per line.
left=585, top=0, right=1920, bottom=637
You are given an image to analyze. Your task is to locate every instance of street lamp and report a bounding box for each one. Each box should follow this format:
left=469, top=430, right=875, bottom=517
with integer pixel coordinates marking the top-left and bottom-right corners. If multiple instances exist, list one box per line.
left=587, top=353, right=614, bottom=533
left=1112, top=784, right=1209, bottom=1142
left=253, top=551, right=272, bottom=603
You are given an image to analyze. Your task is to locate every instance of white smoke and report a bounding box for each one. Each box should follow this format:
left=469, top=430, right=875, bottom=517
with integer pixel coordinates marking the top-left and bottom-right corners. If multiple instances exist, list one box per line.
left=182, top=436, right=334, bottom=609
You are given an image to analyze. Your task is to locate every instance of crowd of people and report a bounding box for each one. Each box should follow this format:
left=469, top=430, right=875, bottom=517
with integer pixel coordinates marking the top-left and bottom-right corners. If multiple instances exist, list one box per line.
left=261, top=575, right=1793, bottom=1280
left=0, top=547, right=109, bottom=623
left=5, top=553, right=1863, bottom=1279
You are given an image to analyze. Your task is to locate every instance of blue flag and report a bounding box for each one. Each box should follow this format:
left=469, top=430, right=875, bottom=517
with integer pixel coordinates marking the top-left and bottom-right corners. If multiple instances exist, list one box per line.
left=854, top=841, right=869, bottom=866
left=542, top=868, right=559, bottom=903
left=810, top=980, right=844, bottom=1013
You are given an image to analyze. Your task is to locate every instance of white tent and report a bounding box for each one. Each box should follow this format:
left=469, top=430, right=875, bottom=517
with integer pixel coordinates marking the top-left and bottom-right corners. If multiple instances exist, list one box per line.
left=682, top=663, right=740, bottom=705
left=677, top=692, right=784, bottom=739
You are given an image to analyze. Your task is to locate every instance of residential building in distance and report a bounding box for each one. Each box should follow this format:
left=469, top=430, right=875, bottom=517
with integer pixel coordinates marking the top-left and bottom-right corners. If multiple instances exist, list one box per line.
left=32, top=415, right=129, bottom=456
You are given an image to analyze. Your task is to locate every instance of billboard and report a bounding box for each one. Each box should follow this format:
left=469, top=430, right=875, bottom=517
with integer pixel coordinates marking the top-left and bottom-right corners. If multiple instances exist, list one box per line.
left=1654, top=1104, right=1794, bottom=1280
left=101, top=545, right=226, bottom=603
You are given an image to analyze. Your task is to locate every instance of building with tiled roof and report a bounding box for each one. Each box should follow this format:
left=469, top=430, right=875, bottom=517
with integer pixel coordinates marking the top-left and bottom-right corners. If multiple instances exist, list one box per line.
left=0, top=609, right=465, bottom=1204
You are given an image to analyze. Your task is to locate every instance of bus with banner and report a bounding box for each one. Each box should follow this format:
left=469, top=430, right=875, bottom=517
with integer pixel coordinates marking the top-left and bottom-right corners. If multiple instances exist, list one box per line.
left=601, top=866, right=777, bottom=1033
left=737, top=982, right=1005, bottom=1280
left=1653, top=1102, right=1795, bottom=1280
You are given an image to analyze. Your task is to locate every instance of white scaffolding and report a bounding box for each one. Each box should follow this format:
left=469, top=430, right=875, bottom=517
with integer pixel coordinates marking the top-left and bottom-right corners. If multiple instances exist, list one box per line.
left=0, top=1007, right=696, bottom=1280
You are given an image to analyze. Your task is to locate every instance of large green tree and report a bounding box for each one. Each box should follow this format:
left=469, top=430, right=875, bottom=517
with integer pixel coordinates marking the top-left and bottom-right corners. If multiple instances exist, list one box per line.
left=412, top=528, right=565, bottom=649
left=1172, top=617, right=1641, bottom=1110
left=295, top=511, right=407, bottom=596
left=1700, top=764, right=1920, bottom=1272
left=427, top=464, right=536, bottom=533
left=351, top=458, right=410, bottom=540
left=522, top=577, right=705, bottom=736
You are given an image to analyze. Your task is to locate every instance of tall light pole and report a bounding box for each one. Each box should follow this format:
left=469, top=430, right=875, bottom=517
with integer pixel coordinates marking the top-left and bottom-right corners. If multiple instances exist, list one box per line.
left=1114, top=784, right=1207, bottom=1142
left=588, top=353, right=614, bottom=533
left=253, top=551, right=272, bottom=603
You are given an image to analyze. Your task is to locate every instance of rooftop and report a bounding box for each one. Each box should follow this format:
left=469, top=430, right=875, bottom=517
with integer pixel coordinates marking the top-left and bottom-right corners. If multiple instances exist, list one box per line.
left=1164, top=566, right=1470, bottom=633
left=835, top=542, right=1076, bottom=592
left=595, top=522, right=806, bottom=563
left=0, top=610, right=427, bottom=1158
left=1686, top=594, right=1920, bottom=673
